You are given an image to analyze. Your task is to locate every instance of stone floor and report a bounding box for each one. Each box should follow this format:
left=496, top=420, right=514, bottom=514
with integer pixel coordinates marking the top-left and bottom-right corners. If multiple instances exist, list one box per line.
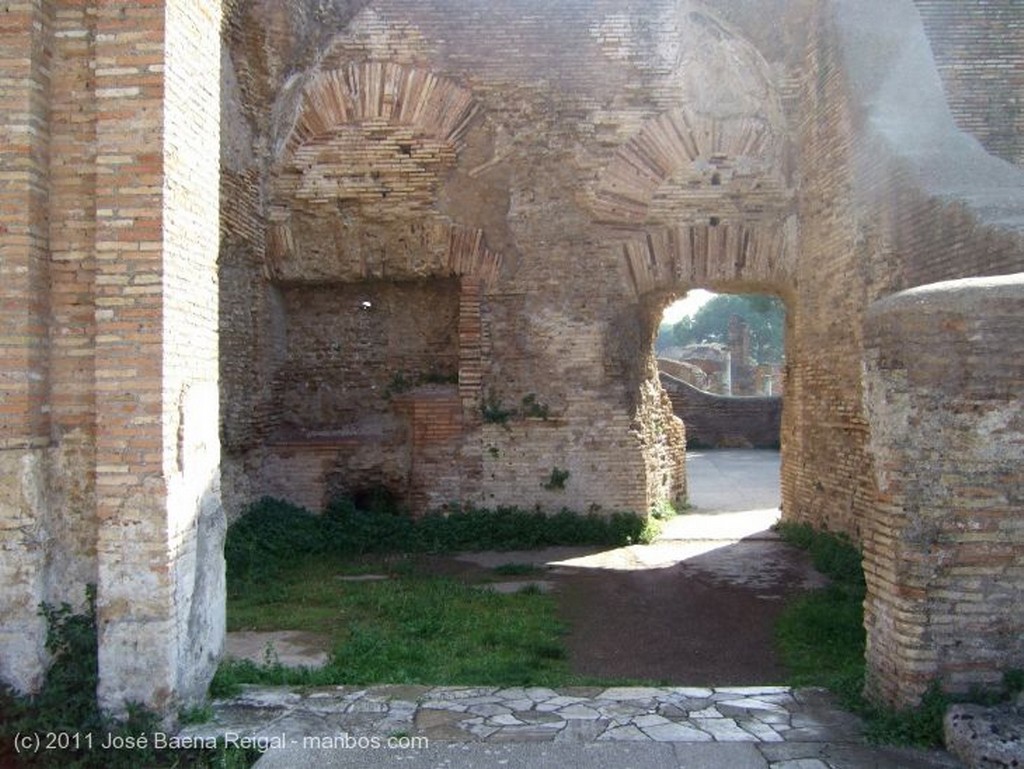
left=181, top=684, right=962, bottom=768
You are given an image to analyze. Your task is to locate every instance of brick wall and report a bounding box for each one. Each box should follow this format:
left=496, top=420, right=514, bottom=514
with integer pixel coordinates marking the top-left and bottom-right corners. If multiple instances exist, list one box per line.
left=0, top=0, right=54, bottom=694
left=4, top=0, right=1016, bottom=712
left=796, top=0, right=1024, bottom=703
left=914, top=0, right=1024, bottom=169
left=662, top=374, right=782, bottom=450
left=864, top=277, right=1024, bottom=704
left=221, top=0, right=799, bottom=521
left=0, top=1, right=51, bottom=448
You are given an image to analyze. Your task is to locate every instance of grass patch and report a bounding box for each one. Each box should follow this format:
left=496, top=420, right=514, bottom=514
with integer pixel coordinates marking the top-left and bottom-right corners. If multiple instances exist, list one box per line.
left=219, top=555, right=574, bottom=692
left=219, top=496, right=664, bottom=694
left=774, top=523, right=866, bottom=710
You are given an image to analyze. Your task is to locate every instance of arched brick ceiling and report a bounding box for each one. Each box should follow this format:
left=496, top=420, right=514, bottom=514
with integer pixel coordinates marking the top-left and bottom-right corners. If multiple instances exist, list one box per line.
left=592, top=108, right=783, bottom=226
left=267, top=62, right=499, bottom=284
left=281, top=62, right=479, bottom=157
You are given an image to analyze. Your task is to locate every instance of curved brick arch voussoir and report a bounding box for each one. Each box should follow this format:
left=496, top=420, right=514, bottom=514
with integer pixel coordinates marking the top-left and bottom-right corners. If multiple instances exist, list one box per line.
left=283, top=61, right=480, bottom=158
left=593, top=109, right=777, bottom=225
left=623, top=222, right=789, bottom=298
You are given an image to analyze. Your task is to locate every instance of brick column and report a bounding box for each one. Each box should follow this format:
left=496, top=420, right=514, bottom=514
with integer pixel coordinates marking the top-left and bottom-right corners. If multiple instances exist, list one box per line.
left=93, top=0, right=224, bottom=714
left=863, top=276, right=1024, bottom=706
left=0, top=0, right=53, bottom=694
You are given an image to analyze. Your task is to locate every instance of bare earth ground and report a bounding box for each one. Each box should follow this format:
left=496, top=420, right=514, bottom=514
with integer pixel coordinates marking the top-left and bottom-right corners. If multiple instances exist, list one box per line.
left=446, top=450, right=818, bottom=686
left=446, top=520, right=827, bottom=686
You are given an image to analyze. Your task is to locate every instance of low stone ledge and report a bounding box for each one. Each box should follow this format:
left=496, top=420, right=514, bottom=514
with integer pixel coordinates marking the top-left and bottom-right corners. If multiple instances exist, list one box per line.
left=945, top=702, right=1024, bottom=769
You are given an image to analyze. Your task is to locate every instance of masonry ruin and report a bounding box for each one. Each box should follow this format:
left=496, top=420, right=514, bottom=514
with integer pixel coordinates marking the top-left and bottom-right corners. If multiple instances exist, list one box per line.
left=1, top=0, right=1022, bottom=716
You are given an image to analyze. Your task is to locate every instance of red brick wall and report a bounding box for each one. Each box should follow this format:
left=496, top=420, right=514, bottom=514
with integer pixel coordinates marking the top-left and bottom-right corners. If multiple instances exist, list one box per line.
left=915, top=0, right=1024, bottom=169
left=0, top=1, right=52, bottom=449
left=0, top=0, right=54, bottom=695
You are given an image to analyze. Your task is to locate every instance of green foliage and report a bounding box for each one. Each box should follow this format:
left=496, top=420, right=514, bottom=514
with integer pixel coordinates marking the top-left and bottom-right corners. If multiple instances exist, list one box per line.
left=658, top=293, right=786, bottom=363
left=0, top=586, right=258, bottom=768
left=481, top=390, right=552, bottom=423
left=178, top=704, right=214, bottom=725
left=541, top=467, right=570, bottom=491
left=225, top=497, right=650, bottom=592
left=650, top=499, right=680, bottom=520
left=861, top=683, right=952, bottom=747
left=481, top=389, right=515, bottom=424
left=520, top=393, right=550, bottom=419
left=223, top=570, right=573, bottom=688
left=774, top=522, right=865, bottom=587
left=774, top=523, right=869, bottom=705
left=384, top=369, right=459, bottom=399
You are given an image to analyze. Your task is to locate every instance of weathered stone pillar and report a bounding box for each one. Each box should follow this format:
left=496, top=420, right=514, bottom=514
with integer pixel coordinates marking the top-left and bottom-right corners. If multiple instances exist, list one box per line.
left=0, top=0, right=54, bottom=694
left=92, top=0, right=224, bottom=714
left=862, top=275, right=1024, bottom=706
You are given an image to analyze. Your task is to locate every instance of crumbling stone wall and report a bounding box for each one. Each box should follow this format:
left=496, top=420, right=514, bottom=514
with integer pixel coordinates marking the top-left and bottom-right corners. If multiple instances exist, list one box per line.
left=864, top=276, right=1024, bottom=705
left=661, top=375, right=782, bottom=449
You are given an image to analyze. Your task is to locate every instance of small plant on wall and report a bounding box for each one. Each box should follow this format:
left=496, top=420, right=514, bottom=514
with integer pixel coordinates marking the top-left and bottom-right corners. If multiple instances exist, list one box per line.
left=481, top=389, right=515, bottom=424
left=542, top=466, right=570, bottom=491
left=520, top=393, right=550, bottom=420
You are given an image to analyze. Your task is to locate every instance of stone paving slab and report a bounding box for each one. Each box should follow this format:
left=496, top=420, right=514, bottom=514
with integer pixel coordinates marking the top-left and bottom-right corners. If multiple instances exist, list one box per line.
left=255, top=741, right=772, bottom=769
left=178, top=685, right=964, bottom=768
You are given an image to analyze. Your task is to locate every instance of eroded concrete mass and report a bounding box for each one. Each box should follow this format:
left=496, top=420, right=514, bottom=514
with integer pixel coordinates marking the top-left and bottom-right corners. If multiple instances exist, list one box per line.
left=179, top=685, right=960, bottom=768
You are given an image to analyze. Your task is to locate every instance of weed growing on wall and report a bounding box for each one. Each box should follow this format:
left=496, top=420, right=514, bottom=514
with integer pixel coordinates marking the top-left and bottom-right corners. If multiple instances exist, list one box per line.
left=0, top=586, right=259, bottom=768
left=541, top=466, right=570, bottom=491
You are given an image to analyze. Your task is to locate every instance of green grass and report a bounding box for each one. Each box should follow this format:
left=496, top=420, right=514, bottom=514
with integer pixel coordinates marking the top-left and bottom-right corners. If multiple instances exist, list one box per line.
left=216, top=554, right=575, bottom=695
left=217, top=495, right=667, bottom=696
left=774, top=522, right=866, bottom=707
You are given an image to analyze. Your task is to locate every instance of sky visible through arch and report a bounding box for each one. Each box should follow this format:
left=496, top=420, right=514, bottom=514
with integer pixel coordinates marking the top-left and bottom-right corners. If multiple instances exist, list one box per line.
left=661, top=289, right=715, bottom=324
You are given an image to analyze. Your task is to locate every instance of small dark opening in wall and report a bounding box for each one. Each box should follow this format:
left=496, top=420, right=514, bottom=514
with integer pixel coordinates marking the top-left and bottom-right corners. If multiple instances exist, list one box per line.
left=711, top=172, right=721, bottom=186
left=709, top=216, right=720, bottom=227
left=398, top=144, right=413, bottom=156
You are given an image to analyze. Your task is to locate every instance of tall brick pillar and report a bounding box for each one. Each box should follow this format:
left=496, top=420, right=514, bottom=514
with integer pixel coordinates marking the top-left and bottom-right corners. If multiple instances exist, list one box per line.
left=0, top=0, right=54, bottom=694
left=862, top=276, right=1024, bottom=705
left=93, top=0, right=224, bottom=713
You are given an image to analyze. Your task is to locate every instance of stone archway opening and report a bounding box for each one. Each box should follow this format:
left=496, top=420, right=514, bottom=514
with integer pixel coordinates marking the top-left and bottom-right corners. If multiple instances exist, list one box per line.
left=654, top=289, right=787, bottom=517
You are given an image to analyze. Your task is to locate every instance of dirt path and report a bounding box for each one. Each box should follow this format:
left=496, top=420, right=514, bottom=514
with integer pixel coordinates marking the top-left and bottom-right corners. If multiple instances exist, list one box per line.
left=451, top=523, right=828, bottom=685
left=553, top=540, right=821, bottom=685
